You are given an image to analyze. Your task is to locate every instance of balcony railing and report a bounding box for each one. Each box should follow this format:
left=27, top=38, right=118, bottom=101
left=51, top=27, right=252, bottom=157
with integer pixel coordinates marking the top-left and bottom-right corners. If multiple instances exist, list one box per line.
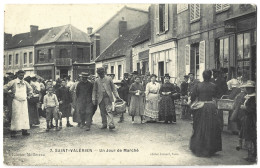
left=55, top=58, right=72, bottom=66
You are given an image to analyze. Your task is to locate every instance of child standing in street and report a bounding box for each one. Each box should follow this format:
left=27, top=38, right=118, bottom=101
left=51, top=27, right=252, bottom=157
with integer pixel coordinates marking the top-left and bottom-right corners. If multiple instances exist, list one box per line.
left=43, top=87, right=60, bottom=131
left=129, top=76, right=145, bottom=124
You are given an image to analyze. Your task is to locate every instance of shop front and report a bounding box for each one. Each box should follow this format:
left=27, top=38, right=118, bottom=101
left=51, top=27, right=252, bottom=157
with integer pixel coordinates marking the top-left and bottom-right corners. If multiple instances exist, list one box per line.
left=35, top=64, right=55, bottom=80
left=217, top=11, right=256, bottom=81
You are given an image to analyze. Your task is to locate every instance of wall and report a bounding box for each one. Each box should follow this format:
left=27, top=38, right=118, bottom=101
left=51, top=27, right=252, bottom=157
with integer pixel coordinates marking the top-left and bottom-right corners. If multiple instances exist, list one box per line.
left=97, top=8, right=149, bottom=55
left=132, top=40, right=150, bottom=72
left=4, top=46, right=35, bottom=75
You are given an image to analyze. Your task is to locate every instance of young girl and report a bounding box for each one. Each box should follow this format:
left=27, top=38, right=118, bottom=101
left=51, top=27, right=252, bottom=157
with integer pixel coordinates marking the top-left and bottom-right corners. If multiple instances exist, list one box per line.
left=43, top=87, right=59, bottom=131
left=129, top=76, right=145, bottom=124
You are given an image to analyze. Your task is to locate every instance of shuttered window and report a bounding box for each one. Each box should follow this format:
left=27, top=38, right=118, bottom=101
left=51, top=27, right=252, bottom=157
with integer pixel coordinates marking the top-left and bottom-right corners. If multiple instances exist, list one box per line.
left=199, top=41, right=206, bottom=81
left=156, top=4, right=169, bottom=34
left=216, top=4, right=230, bottom=13
left=190, top=4, right=200, bottom=22
left=185, top=45, right=190, bottom=75
left=177, top=4, right=188, bottom=14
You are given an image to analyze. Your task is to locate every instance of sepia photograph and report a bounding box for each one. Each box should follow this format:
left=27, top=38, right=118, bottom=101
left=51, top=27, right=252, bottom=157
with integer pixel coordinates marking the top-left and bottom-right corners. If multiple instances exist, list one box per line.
left=1, top=1, right=258, bottom=166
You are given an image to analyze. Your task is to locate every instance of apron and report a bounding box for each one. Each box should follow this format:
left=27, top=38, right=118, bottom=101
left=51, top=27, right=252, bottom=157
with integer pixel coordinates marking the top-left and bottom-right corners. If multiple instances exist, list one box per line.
left=11, top=82, right=30, bottom=131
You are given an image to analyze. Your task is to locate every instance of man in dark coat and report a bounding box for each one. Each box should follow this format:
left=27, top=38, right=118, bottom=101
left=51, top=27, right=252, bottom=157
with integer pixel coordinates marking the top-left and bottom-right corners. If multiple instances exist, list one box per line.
left=188, top=72, right=199, bottom=96
left=210, top=69, right=228, bottom=99
left=76, top=73, right=94, bottom=131
left=56, top=79, right=73, bottom=127
left=121, top=73, right=131, bottom=106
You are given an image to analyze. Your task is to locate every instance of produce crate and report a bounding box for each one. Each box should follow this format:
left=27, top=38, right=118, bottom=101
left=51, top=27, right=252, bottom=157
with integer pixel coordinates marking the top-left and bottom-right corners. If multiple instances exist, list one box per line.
left=217, top=95, right=234, bottom=110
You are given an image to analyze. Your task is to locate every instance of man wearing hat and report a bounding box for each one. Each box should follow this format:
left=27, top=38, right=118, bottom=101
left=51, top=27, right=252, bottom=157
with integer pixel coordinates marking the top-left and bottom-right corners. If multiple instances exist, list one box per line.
left=92, top=67, right=120, bottom=129
left=180, top=75, right=190, bottom=119
left=4, top=70, right=33, bottom=137
left=121, top=73, right=131, bottom=107
left=239, top=80, right=256, bottom=162
left=188, top=72, right=199, bottom=96
left=130, top=71, right=138, bottom=85
left=76, top=72, right=94, bottom=131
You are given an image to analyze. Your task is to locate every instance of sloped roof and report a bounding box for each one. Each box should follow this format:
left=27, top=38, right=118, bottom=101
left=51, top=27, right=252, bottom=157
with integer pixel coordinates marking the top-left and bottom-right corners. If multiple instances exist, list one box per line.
left=5, top=28, right=51, bottom=49
left=91, top=6, right=148, bottom=35
left=36, top=24, right=91, bottom=45
left=95, top=24, right=145, bottom=62
left=132, top=21, right=150, bottom=47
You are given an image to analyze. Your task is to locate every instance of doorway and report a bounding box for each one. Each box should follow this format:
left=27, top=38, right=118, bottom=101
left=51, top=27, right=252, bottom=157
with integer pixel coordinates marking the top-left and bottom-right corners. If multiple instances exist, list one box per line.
left=158, top=61, right=164, bottom=83
left=60, top=69, right=68, bottom=79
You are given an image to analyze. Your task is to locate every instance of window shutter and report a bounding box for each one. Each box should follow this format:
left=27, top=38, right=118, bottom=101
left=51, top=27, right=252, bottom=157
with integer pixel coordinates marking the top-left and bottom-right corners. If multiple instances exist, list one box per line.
left=199, top=41, right=206, bottom=81
left=190, top=4, right=195, bottom=21
left=155, top=4, right=159, bottom=35
left=185, top=45, right=190, bottom=75
left=195, top=4, right=200, bottom=20
left=165, top=4, right=169, bottom=32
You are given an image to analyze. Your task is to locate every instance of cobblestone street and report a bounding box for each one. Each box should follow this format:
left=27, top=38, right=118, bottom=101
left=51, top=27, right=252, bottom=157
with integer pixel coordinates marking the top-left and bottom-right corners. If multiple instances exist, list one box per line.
left=3, top=109, right=252, bottom=166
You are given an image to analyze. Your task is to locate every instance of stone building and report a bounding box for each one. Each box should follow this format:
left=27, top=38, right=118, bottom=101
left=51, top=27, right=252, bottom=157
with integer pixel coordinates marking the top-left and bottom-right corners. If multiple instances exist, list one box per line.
left=4, top=25, right=50, bottom=76
left=34, top=24, right=92, bottom=80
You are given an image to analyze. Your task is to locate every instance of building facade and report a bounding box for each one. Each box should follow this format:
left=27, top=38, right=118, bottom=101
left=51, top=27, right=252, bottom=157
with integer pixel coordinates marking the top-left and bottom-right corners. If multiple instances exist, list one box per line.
left=132, top=22, right=151, bottom=75
left=4, top=26, right=50, bottom=76
left=149, top=4, right=178, bottom=83
left=176, top=4, right=256, bottom=82
left=34, top=24, right=93, bottom=80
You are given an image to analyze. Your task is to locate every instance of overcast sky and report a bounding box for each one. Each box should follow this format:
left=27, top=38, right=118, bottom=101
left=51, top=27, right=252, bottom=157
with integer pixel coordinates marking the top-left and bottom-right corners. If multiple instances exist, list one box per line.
left=4, top=4, right=150, bottom=35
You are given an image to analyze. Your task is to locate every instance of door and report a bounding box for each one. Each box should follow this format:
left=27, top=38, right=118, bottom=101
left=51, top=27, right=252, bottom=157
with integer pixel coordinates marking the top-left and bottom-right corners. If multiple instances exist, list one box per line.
left=158, top=62, right=164, bottom=83
left=60, top=69, right=68, bottom=79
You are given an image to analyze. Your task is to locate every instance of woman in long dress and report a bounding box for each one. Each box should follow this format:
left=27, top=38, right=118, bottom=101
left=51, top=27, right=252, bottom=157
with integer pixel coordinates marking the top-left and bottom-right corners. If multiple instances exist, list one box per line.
left=129, top=76, right=145, bottom=124
left=144, top=74, right=160, bottom=122
left=190, top=70, right=222, bottom=157
left=159, top=74, right=178, bottom=124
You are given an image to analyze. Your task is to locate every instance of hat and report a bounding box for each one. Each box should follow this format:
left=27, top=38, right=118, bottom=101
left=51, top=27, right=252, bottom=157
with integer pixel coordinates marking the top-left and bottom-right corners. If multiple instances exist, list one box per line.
left=81, top=72, right=90, bottom=78
left=164, top=73, right=171, bottom=78
left=131, top=71, right=138, bottom=75
left=150, top=74, right=157, bottom=78
left=188, top=72, right=194, bottom=75
left=124, top=73, right=129, bottom=76
left=17, top=70, right=25, bottom=74
left=97, top=67, right=105, bottom=73
left=184, top=75, right=189, bottom=78
left=241, top=80, right=256, bottom=88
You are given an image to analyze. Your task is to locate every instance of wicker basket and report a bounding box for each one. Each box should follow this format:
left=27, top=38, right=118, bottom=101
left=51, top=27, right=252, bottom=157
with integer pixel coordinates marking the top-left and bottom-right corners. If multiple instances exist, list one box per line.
left=217, top=95, right=234, bottom=110
left=113, top=99, right=126, bottom=115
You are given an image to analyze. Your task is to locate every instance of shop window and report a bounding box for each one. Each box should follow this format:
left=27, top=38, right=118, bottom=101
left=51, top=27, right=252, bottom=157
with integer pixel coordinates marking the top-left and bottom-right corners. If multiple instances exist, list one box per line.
left=24, top=53, right=27, bottom=65
left=177, top=4, right=188, bottom=14
left=8, top=55, right=12, bottom=65
left=15, top=54, right=19, bottom=65
left=237, top=32, right=251, bottom=79
left=156, top=4, right=169, bottom=34
left=219, top=38, right=229, bottom=68
left=29, top=52, right=33, bottom=64
left=190, top=4, right=200, bottom=23
left=118, top=65, right=122, bottom=80
left=216, top=4, right=230, bottom=13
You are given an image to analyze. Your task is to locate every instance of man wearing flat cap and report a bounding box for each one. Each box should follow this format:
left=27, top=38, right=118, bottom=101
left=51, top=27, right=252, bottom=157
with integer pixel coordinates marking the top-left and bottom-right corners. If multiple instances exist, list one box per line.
left=92, top=67, right=120, bottom=130
left=4, top=70, right=33, bottom=137
left=76, top=72, right=94, bottom=131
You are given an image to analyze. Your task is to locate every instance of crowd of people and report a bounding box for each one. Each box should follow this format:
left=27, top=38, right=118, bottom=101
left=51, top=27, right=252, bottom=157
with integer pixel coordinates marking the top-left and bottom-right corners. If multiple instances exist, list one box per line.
left=3, top=67, right=256, bottom=162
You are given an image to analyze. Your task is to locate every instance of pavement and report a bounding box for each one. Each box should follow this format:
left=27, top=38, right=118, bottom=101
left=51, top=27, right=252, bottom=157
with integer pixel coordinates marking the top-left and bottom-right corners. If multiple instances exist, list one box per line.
left=3, top=109, right=254, bottom=166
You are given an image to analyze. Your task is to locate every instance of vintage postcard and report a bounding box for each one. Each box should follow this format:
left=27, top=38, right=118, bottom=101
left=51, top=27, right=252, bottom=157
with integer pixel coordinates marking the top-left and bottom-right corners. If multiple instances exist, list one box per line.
left=2, top=2, right=258, bottom=166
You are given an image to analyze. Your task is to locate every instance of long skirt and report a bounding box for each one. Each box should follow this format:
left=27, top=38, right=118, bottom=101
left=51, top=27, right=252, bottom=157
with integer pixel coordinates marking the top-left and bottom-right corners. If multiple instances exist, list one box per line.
left=129, top=95, right=144, bottom=116
left=11, top=99, right=30, bottom=131
left=190, top=102, right=222, bottom=157
left=159, top=95, right=176, bottom=122
left=28, top=101, right=40, bottom=125
left=144, top=93, right=159, bottom=119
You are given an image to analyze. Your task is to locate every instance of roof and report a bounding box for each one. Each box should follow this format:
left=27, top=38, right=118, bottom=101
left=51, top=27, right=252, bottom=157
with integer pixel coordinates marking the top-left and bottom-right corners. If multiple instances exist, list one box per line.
left=5, top=28, right=51, bottom=49
left=91, top=6, right=148, bottom=35
left=36, top=24, right=91, bottom=45
left=95, top=24, right=146, bottom=62
left=132, top=22, right=150, bottom=47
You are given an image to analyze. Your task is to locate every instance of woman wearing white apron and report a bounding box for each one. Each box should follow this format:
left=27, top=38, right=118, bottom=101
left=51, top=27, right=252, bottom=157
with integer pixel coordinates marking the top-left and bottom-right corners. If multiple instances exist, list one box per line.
left=4, top=70, right=33, bottom=138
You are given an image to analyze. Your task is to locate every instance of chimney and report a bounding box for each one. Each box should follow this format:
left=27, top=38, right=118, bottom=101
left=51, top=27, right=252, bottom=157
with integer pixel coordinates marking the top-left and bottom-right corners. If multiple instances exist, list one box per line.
left=87, top=27, right=93, bottom=34
left=119, top=19, right=127, bottom=36
left=30, top=25, right=38, bottom=36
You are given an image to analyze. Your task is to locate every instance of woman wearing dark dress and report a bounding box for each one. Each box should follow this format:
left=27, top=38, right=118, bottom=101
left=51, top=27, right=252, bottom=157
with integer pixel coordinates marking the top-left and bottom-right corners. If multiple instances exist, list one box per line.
left=159, top=74, right=179, bottom=124
left=189, top=70, right=222, bottom=157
